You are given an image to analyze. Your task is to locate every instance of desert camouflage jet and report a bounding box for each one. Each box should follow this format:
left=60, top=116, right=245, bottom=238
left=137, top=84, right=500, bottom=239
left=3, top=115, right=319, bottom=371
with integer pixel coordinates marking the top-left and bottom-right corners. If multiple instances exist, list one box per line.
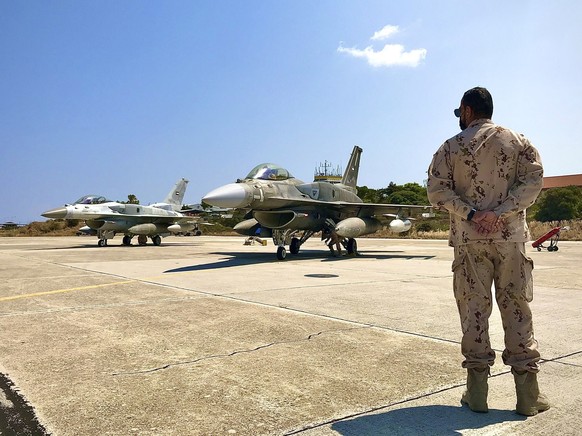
left=202, top=146, right=431, bottom=259
left=42, top=178, right=203, bottom=247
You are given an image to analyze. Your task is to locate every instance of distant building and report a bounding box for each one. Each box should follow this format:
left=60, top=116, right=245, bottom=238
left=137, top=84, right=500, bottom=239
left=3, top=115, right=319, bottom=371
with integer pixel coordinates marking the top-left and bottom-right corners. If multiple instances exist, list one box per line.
left=0, top=221, right=24, bottom=230
left=542, top=174, right=582, bottom=190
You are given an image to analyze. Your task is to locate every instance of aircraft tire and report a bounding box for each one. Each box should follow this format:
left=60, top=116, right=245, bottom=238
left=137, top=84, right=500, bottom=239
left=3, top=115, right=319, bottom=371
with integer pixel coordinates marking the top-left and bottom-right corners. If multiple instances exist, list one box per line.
left=98, top=239, right=107, bottom=247
left=122, top=236, right=132, bottom=246
left=277, top=246, right=287, bottom=260
left=347, top=238, right=358, bottom=255
left=138, top=235, right=148, bottom=246
left=290, top=238, right=300, bottom=254
left=152, top=235, right=162, bottom=246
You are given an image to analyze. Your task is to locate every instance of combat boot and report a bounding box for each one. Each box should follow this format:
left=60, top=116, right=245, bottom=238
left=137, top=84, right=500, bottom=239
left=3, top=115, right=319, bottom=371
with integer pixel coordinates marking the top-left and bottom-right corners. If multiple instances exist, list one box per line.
left=461, top=367, right=489, bottom=413
left=512, top=369, right=551, bottom=416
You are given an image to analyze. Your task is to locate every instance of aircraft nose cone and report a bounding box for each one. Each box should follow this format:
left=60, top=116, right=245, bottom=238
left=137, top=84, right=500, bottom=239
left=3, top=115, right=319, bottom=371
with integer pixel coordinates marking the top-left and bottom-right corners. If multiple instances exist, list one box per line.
left=42, top=207, right=68, bottom=219
left=202, top=183, right=252, bottom=208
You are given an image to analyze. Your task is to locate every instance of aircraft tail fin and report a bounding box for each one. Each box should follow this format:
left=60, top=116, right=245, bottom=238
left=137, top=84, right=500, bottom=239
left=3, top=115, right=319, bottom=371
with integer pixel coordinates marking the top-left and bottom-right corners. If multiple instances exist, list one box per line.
left=341, top=146, right=362, bottom=189
left=162, top=178, right=189, bottom=211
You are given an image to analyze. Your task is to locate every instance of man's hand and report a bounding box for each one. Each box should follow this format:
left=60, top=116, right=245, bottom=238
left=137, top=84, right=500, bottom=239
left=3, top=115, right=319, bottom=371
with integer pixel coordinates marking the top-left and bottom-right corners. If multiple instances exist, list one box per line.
left=472, top=210, right=502, bottom=235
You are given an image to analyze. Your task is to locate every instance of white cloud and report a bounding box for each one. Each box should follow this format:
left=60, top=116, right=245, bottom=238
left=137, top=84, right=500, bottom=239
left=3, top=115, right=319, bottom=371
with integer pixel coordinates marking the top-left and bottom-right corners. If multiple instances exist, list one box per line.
left=337, top=43, right=427, bottom=68
left=371, top=25, right=399, bottom=41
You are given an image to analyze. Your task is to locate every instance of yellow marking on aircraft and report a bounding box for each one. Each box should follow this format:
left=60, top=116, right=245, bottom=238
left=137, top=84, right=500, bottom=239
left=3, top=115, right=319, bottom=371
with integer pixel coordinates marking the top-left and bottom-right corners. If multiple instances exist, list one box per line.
left=0, top=280, right=136, bottom=302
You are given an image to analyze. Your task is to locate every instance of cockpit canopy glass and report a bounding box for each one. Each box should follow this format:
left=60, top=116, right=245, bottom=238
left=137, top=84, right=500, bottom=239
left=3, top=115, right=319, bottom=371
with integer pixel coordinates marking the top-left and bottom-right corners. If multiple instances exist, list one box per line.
left=73, top=195, right=111, bottom=205
left=245, top=163, right=293, bottom=181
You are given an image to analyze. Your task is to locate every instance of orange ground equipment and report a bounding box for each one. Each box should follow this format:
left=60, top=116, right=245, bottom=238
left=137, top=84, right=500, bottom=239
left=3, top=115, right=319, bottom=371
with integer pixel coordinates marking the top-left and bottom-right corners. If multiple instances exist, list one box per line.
left=532, top=226, right=569, bottom=252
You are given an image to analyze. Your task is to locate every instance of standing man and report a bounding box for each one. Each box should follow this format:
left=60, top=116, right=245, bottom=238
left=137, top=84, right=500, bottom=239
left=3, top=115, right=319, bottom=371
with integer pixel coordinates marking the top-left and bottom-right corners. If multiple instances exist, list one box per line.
left=427, top=87, right=550, bottom=416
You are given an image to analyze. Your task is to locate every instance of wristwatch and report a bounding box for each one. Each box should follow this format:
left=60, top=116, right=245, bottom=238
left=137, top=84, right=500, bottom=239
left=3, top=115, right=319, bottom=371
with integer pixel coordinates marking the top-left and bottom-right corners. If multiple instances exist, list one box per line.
left=467, top=208, right=477, bottom=221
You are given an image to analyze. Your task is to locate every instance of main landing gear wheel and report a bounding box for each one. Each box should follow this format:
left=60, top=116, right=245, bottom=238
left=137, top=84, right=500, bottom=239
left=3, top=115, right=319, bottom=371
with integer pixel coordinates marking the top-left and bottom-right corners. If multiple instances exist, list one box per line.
left=277, top=246, right=287, bottom=260
left=290, top=237, right=300, bottom=255
left=152, top=235, right=162, bottom=246
left=98, top=239, right=107, bottom=247
left=347, top=238, right=358, bottom=255
left=138, top=235, right=148, bottom=246
left=122, top=235, right=132, bottom=246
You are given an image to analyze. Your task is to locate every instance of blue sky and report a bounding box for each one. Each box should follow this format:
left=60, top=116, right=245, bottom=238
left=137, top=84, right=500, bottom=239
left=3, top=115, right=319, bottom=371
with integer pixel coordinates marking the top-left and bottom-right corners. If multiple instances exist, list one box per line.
left=1, top=1, right=581, bottom=223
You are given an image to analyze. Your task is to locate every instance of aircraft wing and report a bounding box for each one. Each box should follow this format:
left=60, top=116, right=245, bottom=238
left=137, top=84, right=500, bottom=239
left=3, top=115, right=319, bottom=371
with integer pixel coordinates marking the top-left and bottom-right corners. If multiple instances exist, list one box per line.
left=331, top=202, right=429, bottom=218
left=45, top=207, right=200, bottom=224
left=265, top=196, right=429, bottom=218
left=82, top=212, right=189, bottom=222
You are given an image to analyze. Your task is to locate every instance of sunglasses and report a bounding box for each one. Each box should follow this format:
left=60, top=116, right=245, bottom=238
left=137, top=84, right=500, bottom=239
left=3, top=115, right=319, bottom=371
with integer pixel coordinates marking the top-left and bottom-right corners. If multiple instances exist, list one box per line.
left=454, top=108, right=461, bottom=117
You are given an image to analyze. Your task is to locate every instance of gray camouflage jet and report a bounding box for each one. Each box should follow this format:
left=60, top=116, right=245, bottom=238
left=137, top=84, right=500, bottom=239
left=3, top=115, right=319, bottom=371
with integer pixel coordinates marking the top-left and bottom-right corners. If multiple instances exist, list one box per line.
left=202, top=146, right=431, bottom=259
left=42, top=178, right=203, bottom=247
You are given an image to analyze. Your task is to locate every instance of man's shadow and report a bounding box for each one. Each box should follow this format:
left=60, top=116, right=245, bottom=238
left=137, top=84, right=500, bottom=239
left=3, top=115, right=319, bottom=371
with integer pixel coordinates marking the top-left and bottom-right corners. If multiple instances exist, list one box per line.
left=331, top=405, right=525, bottom=436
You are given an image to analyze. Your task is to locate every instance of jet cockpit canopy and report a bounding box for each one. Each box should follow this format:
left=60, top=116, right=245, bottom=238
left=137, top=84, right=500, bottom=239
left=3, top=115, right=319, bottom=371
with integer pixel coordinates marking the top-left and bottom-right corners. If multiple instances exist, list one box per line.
left=245, top=163, right=293, bottom=181
left=73, top=195, right=112, bottom=205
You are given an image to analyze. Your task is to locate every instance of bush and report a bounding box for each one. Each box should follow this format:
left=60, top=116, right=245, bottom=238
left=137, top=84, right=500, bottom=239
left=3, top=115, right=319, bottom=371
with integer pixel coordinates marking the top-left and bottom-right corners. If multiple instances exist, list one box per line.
left=534, top=186, right=582, bottom=222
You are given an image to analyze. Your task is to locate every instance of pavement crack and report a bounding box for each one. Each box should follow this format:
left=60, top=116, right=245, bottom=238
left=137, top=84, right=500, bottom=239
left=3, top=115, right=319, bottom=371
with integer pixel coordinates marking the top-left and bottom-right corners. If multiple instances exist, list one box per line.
left=284, top=359, right=560, bottom=434
left=542, top=349, right=582, bottom=368
left=285, top=382, right=465, bottom=435
left=112, top=326, right=369, bottom=376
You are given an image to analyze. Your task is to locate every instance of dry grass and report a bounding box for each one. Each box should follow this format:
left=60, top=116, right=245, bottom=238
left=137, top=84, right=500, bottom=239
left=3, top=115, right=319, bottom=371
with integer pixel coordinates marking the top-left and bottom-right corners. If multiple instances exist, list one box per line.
left=528, top=220, right=582, bottom=241
left=364, top=220, right=582, bottom=241
left=0, top=220, right=82, bottom=237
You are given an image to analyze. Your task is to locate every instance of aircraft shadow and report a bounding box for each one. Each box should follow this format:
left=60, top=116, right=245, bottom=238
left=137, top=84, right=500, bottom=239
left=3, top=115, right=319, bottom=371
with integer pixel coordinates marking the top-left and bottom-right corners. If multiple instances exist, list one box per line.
left=164, top=251, right=435, bottom=273
left=30, top=242, right=203, bottom=251
left=330, top=405, right=525, bottom=436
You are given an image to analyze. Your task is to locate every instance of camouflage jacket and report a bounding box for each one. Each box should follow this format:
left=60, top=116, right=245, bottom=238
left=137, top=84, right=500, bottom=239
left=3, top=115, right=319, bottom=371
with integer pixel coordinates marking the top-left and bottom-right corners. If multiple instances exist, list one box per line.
left=427, top=118, right=543, bottom=246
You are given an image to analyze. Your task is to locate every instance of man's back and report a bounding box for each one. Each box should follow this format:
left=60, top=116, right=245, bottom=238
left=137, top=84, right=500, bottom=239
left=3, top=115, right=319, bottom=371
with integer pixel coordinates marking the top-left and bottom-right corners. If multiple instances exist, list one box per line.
left=427, top=118, right=543, bottom=245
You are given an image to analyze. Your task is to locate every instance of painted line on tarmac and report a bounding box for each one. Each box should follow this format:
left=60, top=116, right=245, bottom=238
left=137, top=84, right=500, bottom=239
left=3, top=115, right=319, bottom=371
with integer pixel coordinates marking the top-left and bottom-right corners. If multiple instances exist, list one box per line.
left=0, top=280, right=135, bottom=302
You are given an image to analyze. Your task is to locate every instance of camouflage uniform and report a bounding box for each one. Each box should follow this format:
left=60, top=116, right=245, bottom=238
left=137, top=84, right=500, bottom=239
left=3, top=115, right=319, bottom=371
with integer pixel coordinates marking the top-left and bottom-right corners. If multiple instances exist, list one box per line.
left=427, top=118, right=544, bottom=372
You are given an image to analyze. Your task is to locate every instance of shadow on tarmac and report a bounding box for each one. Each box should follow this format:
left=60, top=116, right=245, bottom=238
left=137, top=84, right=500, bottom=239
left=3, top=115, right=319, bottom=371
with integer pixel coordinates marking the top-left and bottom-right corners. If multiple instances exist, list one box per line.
left=30, top=242, right=202, bottom=251
left=163, top=251, right=435, bottom=273
left=330, top=405, right=525, bottom=436
left=0, top=373, right=49, bottom=436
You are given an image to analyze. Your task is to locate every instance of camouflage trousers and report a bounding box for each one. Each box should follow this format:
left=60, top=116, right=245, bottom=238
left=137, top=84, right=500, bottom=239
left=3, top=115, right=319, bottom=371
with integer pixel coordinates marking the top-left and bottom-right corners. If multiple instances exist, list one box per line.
left=452, top=241, right=541, bottom=372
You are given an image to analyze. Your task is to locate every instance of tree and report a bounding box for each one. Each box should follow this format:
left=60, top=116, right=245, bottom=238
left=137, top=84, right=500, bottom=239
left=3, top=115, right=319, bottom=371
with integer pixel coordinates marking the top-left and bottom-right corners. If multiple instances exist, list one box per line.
left=357, top=186, right=380, bottom=203
left=358, top=182, right=429, bottom=205
left=126, top=194, right=140, bottom=204
left=534, top=186, right=582, bottom=222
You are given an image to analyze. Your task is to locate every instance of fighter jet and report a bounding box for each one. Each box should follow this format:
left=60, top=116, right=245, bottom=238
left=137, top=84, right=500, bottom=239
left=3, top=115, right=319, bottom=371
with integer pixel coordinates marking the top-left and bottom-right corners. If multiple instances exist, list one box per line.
left=42, top=178, right=203, bottom=247
left=202, top=146, right=430, bottom=259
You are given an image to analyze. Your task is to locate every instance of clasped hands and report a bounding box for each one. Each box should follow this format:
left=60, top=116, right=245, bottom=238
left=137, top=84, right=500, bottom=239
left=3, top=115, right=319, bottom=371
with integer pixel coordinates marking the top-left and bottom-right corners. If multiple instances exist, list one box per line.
left=471, top=210, right=503, bottom=235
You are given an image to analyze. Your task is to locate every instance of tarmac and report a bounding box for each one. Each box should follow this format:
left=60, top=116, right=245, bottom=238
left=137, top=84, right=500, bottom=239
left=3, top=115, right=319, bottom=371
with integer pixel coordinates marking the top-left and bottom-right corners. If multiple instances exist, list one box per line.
left=0, top=235, right=580, bottom=435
